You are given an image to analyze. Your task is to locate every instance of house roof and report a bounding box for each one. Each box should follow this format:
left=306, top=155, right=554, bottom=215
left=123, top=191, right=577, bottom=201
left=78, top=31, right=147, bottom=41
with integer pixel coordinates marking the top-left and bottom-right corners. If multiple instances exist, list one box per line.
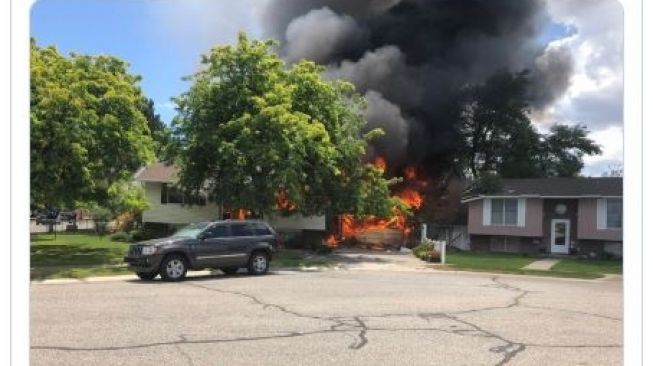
left=134, top=162, right=178, bottom=183
left=462, top=177, right=622, bottom=202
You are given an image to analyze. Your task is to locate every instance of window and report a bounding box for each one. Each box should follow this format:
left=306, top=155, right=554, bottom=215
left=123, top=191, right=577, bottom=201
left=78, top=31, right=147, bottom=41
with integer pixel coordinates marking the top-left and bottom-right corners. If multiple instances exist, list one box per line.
left=230, top=223, right=255, bottom=237
left=160, top=183, right=167, bottom=204
left=205, top=225, right=229, bottom=239
left=252, top=223, right=272, bottom=235
left=185, top=194, right=207, bottom=206
left=161, top=183, right=183, bottom=204
left=160, top=183, right=206, bottom=206
left=606, top=198, right=622, bottom=229
left=490, top=199, right=518, bottom=226
left=172, top=222, right=211, bottom=238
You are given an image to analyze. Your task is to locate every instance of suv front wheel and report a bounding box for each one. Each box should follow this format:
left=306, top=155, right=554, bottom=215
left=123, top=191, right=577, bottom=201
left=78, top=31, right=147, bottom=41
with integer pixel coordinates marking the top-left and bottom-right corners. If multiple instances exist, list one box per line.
left=160, top=255, right=188, bottom=281
left=248, top=251, right=269, bottom=275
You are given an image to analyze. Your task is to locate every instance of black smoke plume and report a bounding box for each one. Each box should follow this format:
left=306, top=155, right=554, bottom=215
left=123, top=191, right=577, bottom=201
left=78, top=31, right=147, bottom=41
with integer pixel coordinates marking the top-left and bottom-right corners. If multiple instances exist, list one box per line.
left=264, top=0, right=573, bottom=174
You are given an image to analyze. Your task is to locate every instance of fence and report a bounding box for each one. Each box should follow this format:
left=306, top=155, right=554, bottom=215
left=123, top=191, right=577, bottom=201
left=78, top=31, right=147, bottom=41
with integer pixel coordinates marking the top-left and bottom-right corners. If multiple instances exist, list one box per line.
left=422, top=224, right=470, bottom=251
left=30, top=219, right=96, bottom=234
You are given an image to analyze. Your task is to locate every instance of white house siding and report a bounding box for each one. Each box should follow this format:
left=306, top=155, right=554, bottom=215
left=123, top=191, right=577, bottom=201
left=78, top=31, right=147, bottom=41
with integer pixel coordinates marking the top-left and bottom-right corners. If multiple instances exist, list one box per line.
left=141, top=182, right=222, bottom=225
left=141, top=182, right=326, bottom=231
left=263, top=214, right=326, bottom=231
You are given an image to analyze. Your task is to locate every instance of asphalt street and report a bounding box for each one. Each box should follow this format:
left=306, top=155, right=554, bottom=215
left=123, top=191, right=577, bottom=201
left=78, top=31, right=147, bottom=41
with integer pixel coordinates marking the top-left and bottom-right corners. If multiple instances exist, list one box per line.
left=31, top=268, right=623, bottom=366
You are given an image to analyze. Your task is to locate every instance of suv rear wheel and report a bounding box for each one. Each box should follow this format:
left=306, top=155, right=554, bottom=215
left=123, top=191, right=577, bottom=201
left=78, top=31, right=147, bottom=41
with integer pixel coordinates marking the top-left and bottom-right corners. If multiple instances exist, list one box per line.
left=248, top=251, right=269, bottom=275
left=160, top=255, right=188, bottom=281
left=136, top=271, right=158, bottom=281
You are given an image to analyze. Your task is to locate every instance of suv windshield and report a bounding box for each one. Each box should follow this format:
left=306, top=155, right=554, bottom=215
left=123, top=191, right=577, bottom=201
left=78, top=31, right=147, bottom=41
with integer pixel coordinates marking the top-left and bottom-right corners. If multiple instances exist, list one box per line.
left=172, top=222, right=211, bottom=238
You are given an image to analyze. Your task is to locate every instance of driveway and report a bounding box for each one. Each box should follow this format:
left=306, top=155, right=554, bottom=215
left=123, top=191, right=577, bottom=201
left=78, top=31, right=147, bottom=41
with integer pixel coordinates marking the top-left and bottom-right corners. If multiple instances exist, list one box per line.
left=31, top=269, right=622, bottom=366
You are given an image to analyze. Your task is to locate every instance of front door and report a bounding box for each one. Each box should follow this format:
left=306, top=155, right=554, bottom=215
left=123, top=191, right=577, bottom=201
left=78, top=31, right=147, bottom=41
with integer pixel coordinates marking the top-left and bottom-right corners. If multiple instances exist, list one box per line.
left=550, top=219, right=571, bottom=254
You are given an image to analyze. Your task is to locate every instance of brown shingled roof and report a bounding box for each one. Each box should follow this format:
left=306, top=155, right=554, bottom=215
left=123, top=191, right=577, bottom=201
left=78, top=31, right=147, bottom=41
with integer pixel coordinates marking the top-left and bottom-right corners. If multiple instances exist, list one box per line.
left=496, top=177, right=622, bottom=196
left=462, top=177, right=622, bottom=202
left=134, top=162, right=178, bottom=183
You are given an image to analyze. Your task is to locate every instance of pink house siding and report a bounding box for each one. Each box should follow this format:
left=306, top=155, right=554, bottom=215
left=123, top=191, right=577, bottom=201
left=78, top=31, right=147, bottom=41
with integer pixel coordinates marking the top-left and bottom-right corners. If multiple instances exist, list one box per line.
left=467, top=198, right=543, bottom=237
left=577, top=198, right=622, bottom=241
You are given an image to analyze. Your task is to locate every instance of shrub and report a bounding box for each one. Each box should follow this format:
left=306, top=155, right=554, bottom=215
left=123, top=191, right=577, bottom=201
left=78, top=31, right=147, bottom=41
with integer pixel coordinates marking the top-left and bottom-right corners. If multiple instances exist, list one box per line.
left=113, top=212, right=138, bottom=232
left=413, top=241, right=442, bottom=262
left=129, top=223, right=174, bottom=241
left=424, top=250, right=441, bottom=262
left=109, top=231, right=133, bottom=242
left=412, top=243, right=432, bottom=258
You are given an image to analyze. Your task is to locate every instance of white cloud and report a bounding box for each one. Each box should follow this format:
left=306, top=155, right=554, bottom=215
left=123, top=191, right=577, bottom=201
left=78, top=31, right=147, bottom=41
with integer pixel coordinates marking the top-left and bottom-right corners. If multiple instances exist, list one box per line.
left=543, top=0, right=623, bottom=172
left=581, top=125, right=623, bottom=176
left=155, top=102, right=176, bottom=110
left=146, top=0, right=269, bottom=53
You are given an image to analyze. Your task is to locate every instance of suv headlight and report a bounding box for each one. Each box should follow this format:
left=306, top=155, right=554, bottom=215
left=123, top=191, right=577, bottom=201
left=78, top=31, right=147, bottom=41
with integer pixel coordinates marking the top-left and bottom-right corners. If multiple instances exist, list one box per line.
left=142, top=246, right=159, bottom=256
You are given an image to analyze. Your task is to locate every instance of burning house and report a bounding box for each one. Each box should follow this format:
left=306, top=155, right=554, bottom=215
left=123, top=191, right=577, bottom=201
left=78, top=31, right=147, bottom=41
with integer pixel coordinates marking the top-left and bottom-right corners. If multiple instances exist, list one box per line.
left=137, top=1, right=578, bottom=250
left=134, top=162, right=327, bottom=235
left=261, top=0, right=574, bottom=248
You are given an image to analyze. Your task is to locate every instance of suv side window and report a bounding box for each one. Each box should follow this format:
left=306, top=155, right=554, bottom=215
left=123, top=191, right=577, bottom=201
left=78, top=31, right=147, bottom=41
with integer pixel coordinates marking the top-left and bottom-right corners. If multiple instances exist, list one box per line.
left=204, top=224, right=229, bottom=238
left=230, top=223, right=255, bottom=237
left=252, top=223, right=272, bottom=235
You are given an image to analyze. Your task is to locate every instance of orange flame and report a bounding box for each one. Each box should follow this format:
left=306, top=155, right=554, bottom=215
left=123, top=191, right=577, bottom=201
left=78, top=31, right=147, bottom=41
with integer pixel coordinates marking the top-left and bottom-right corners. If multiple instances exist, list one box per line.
left=326, top=161, right=427, bottom=247
left=276, top=190, right=296, bottom=212
left=396, top=189, right=424, bottom=209
left=404, top=166, right=417, bottom=180
left=233, top=209, right=247, bottom=220
left=325, top=235, right=339, bottom=247
left=373, top=157, right=387, bottom=171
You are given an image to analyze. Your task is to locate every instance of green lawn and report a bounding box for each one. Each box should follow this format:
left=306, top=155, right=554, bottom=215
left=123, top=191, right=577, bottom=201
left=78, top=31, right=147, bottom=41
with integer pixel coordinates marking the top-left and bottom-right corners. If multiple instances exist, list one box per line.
left=31, top=233, right=129, bottom=266
left=30, top=233, right=334, bottom=280
left=445, top=252, right=536, bottom=272
left=551, top=258, right=623, bottom=275
left=437, top=251, right=622, bottom=279
left=31, top=233, right=131, bottom=280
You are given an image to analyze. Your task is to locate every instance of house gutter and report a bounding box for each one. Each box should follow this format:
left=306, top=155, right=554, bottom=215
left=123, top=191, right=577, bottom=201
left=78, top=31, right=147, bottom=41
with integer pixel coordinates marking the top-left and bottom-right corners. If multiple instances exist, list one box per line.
left=460, top=195, right=623, bottom=204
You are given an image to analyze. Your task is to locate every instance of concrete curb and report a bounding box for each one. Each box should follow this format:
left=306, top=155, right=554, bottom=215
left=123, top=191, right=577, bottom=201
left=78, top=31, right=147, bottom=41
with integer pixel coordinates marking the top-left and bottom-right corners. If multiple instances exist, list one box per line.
left=31, top=264, right=622, bottom=285
left=30, top=266, right=333, bottom=285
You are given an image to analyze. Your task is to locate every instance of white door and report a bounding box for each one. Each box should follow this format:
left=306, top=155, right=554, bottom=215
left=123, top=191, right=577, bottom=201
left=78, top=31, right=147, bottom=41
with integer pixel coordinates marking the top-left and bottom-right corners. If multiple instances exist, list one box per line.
left=550, top=219, right=571, bottom=254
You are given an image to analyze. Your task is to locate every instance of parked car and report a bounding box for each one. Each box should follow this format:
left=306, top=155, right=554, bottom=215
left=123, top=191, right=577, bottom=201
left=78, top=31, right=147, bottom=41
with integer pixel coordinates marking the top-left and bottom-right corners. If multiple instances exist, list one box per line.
left=124, top=220, right=281, bottom=281
left=58, top=211, right=77, bottom=222
left=34, top=209, right=76, bottom=224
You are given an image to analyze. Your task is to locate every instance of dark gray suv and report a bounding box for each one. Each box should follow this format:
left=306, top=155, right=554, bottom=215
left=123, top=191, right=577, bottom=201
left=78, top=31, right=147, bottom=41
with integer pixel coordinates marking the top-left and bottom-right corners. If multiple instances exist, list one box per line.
left=124, top=220, right=280, bottom=281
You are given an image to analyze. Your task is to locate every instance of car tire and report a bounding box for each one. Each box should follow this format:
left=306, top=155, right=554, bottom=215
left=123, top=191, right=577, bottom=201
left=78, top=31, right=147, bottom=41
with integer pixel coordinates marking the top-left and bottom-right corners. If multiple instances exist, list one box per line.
left=247, top=251, right=269, bottom=275
left=159, top=255, right=188, bottom=281
left=136, top=271, right=158, bottom=281
left=221, top=267, right=239, bottom=275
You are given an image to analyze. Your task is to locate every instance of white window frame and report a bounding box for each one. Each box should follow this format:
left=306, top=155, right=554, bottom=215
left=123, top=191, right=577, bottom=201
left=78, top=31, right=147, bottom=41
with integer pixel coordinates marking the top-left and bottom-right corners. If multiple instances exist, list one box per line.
left=598, top=198, right=622, bottom=230
left=483, top=198, right=525, bottom=227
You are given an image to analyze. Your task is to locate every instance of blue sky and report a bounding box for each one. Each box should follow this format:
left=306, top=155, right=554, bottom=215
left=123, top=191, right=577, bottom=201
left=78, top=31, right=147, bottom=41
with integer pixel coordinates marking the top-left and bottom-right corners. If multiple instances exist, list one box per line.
left=31, top=0, right=264, bottom=123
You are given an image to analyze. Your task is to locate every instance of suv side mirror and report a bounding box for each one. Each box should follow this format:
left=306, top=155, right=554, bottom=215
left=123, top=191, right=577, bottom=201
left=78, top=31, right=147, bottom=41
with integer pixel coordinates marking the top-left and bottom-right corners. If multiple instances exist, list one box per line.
left=197, top=233, right=207, bottom=240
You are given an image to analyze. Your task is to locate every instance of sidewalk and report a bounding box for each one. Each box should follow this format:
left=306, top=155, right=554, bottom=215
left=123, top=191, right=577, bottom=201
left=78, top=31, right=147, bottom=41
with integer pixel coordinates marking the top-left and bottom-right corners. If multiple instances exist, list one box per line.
left=521, top=258, right=560, bottom=271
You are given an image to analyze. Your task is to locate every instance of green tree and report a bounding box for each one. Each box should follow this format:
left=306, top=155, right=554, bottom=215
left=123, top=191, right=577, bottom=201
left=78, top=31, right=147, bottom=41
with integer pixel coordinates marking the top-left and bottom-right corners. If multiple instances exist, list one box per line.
left=106, top=181, right=149, bottom=215
left=139, top=97, right=172, bottom=158
left=456, top=70, right=601, bottom=178
left=456, top=71, right=537, bottom=178
left=534, top=124, right=602, bottom=177
left=172, top=33, right=397, bottom=218
left=30, top=39, right=155, bottom=209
